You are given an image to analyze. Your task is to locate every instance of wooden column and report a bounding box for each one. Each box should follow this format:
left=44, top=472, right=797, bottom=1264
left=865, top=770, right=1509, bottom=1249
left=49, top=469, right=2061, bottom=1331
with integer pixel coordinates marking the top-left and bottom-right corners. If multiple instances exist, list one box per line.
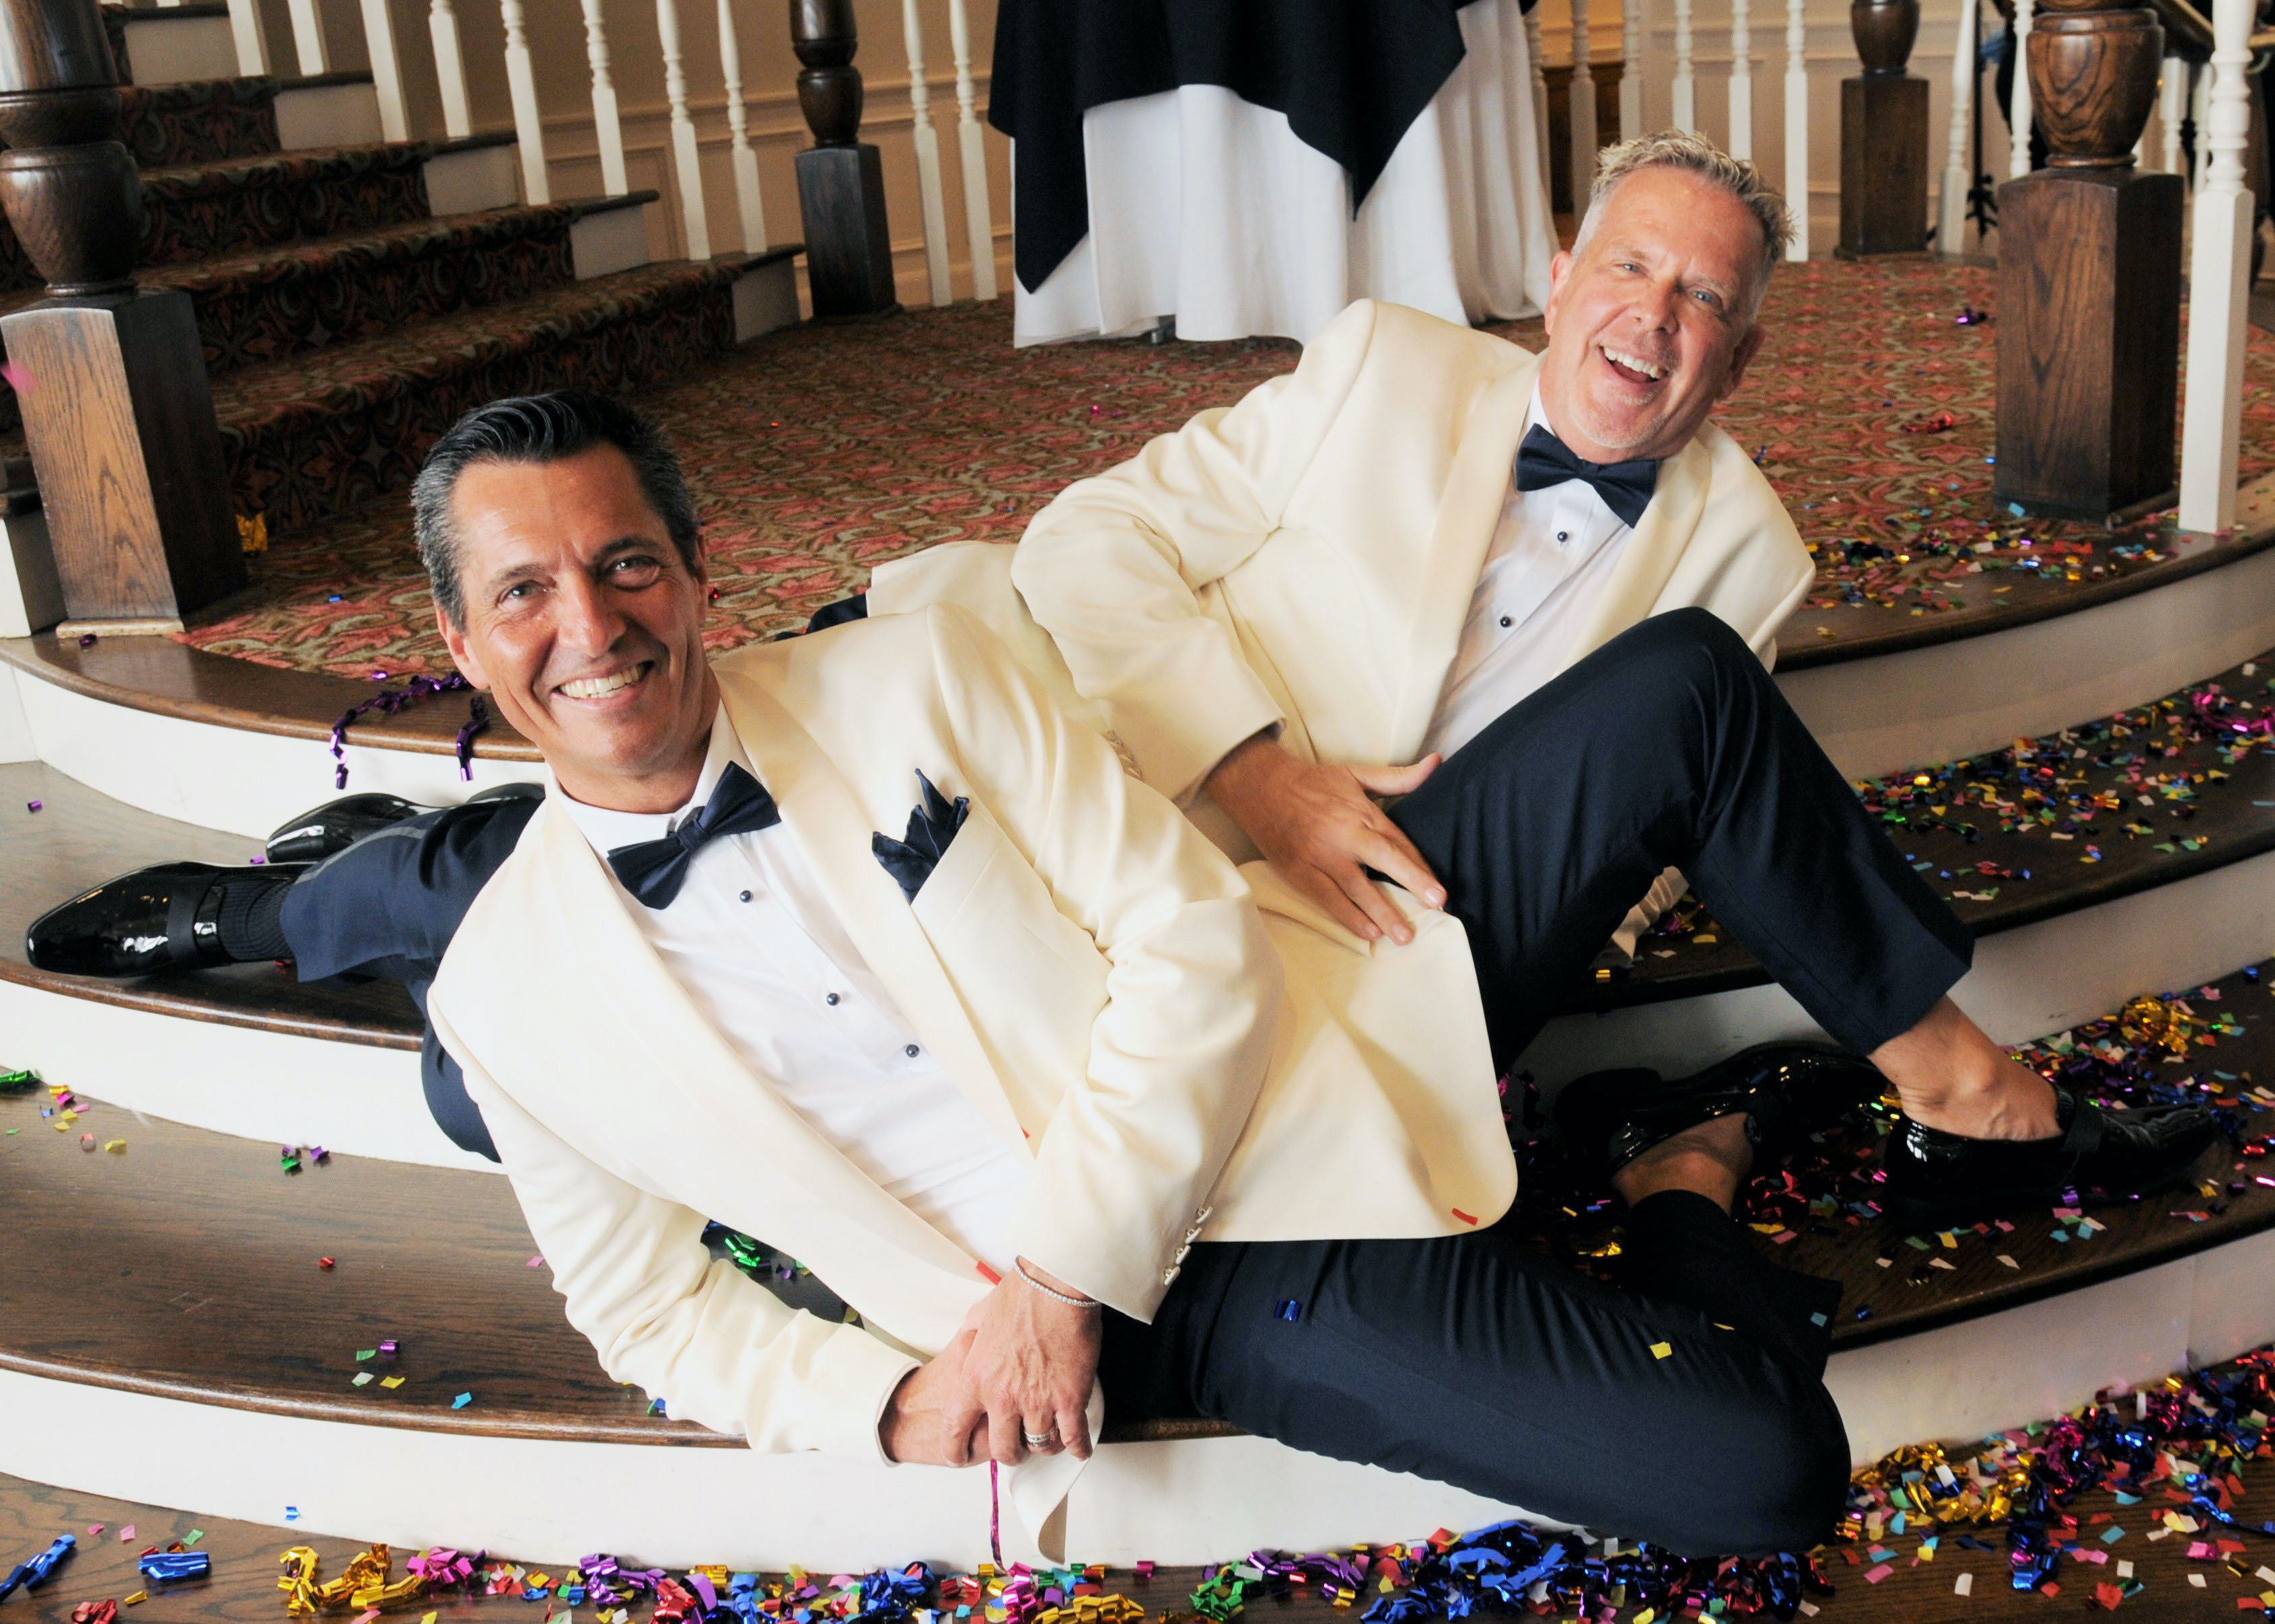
left=791, top=0, right=897, bottom=320
left=1995, top=0, right=2179, bottom=520
left=1836, top=0, right=1931, bottom=256
left=0, top=0, right=241, bottom=633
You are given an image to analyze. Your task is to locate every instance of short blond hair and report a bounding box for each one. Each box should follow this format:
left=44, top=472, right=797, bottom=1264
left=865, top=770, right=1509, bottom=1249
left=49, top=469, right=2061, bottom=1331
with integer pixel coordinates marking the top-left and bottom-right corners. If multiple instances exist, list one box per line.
left=1575, top=131, right=1794, bottom=319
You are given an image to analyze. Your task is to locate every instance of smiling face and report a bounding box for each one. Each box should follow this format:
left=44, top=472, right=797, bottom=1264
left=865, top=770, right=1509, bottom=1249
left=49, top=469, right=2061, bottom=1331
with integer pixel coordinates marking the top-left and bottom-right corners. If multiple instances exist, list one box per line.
left=1538, top=164, right=1771, bottom=464
left=437, top=443, right=718, bottom=814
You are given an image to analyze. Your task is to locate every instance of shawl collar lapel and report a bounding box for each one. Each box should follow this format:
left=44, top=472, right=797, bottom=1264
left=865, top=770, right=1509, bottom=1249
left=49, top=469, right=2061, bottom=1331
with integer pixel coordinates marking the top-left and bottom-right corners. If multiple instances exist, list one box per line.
left=1387, top=348, right=1542, bottom=757
left=517, top=802, right=985, bottom=1292
left=716, top=670, right=1030, bottom=1153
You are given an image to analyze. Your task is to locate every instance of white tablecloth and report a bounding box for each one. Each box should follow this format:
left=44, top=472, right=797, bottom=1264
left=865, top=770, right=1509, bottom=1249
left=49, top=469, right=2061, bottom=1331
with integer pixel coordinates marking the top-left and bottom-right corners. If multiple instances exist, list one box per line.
left=1011, top=0, right=1559, bottom=348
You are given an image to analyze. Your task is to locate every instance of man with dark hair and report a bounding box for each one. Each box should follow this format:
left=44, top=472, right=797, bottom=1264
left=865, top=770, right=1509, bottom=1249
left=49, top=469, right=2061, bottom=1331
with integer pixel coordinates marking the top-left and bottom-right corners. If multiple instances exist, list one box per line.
left=30, top=390, right=2218, bottom=1560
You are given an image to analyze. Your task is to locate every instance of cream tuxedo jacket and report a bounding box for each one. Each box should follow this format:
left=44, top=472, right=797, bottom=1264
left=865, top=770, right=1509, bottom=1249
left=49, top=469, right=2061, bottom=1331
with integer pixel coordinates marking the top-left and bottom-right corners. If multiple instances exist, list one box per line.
left=427, top=606, right=1503, bottom=1471
left=873, top=298, right=1815, bottom=869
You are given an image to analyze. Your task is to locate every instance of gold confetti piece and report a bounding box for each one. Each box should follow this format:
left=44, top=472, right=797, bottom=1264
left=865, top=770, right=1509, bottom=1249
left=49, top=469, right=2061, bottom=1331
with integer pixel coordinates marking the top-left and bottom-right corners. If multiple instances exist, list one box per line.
left=1650, top=1341, right=1673, bottom=1360
left=122, top=1594, right=146, bottom=1607
left=103, top=1140, right=124, bottom=1154
left=379, top=1375, right=404, bottom=1389
left=422, top=1615, right=438, bottom=1624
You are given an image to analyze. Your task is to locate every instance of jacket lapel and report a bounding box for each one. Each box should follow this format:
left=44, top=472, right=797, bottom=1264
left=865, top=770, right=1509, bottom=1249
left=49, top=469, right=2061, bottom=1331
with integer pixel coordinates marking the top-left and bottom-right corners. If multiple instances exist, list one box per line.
left=716, top=671, right=1032, bottom=1154
left=1387, top=348, right=1542, bottom=757
left=511, top=804, right=989, bottom=1298
left=1560, top=433, right=1712, bottom=666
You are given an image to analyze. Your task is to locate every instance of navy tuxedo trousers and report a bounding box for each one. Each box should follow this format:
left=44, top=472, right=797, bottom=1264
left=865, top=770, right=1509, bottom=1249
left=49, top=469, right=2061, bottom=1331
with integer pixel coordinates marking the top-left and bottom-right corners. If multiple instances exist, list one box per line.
left=1100, top=608, right=1976, bottom=1556
left=277, top=607, right=1975, bottom=1553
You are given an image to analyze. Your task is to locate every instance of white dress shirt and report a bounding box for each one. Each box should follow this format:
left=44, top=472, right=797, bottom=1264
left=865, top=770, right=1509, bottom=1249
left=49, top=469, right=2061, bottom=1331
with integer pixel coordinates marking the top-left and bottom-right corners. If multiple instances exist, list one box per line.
left=552, top=707, right=1032, bottom=1274
left=1422, top=387, right=1637, bottom=761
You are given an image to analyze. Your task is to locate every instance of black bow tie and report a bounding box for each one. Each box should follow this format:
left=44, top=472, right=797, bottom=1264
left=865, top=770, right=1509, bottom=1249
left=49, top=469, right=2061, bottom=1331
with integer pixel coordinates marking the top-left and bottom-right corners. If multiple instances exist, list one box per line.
left=607, top=760, right=781, bottom=908
left=1513, top=423, right=1660, bottom=529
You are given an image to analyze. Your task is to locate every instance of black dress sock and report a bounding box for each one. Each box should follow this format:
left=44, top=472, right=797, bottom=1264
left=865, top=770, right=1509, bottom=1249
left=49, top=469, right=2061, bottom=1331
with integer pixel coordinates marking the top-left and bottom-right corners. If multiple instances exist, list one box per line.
left=214, top=875, right=298, bottom=962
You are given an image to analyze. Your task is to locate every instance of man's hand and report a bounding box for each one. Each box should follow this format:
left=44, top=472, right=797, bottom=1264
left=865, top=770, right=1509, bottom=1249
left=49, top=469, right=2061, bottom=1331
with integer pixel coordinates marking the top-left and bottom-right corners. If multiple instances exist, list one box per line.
left=1205, top=733, right=1445, bottom=944
left=958, top=1261, right=1102, bottom=1464
left=879, top=1329, right=989, bottom=1466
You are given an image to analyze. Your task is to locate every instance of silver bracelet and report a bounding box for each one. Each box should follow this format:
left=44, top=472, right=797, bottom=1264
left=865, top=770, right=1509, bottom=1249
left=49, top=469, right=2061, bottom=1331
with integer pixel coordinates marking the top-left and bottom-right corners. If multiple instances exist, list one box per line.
left=1015, top=1257, right=1100, bottom=1310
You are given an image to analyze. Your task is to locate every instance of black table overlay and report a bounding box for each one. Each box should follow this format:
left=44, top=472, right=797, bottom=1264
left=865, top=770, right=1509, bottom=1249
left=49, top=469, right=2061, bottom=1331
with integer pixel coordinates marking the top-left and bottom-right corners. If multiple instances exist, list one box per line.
left=991, top=0, right=1519, bottom=295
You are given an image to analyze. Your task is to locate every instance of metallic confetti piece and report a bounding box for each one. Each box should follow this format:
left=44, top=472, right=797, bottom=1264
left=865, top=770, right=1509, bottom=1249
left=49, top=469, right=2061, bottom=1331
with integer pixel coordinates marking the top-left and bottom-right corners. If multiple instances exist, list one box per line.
left=318, top=1257, right=334, bottom=1269
left=137, top=1551, right=209, bottom=1583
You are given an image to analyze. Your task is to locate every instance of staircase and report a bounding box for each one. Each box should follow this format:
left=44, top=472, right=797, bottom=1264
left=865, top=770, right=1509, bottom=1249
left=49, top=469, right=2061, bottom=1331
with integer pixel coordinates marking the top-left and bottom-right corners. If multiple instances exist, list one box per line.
left=0, top=2, right=797, bottom=564
left=1, top=439, right=2273, bottom=1576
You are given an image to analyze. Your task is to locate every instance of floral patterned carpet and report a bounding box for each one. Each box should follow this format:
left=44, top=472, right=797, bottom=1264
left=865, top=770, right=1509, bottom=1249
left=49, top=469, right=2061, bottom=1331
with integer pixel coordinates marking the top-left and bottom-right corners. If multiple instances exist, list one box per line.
left=178, top=258, right=2275, bottom=682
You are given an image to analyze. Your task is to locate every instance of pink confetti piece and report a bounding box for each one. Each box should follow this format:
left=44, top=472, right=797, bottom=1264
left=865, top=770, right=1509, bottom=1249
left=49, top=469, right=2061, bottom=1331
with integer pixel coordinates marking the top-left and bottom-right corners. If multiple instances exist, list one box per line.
left=1865, top=1564, right=1895, bottom=1584
left=118, top=1525, right=135, bottom=1541
left=2, top=361, right=34, bottom=394
left=528, top=1255, right=544, bottom=1268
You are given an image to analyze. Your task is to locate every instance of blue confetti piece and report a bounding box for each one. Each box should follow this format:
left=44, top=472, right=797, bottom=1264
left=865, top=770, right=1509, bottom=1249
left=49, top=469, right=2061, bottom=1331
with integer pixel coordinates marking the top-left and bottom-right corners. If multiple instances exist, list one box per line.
left=452, top=1391, right=473, bottom=1409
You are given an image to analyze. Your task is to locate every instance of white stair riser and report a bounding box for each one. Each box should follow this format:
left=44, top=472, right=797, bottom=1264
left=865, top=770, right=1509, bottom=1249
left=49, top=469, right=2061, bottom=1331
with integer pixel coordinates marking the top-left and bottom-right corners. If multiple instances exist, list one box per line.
left=1519, top=848, right=2275, bottom=1095
left=122, top=12, right=240, bottom=85
left=425, top=143, right=521, bottom=215
left=1782, top=543, right=2275, bottom=781
left=6, top=1226, right=2266, bottom=1568
left=273, top=81, right=384, bottom=150
left=10, top=801, right=2268, bottom=1168
left=9, top=662, right=540, bottom=840
left=571, top=206, right=652, bottom=281
left=0, top=977, right=485, bottom=1169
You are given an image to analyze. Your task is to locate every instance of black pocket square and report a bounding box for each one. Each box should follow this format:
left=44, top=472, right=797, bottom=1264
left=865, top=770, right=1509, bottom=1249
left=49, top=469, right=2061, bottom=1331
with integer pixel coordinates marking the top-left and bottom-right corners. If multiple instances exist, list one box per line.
left=873, top=772, right=970, bottom=902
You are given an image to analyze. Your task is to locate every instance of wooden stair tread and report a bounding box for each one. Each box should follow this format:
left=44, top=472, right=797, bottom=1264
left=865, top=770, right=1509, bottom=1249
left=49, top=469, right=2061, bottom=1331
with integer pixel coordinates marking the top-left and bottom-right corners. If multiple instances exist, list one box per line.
left=1773, top=474, right=2275, bottom=671
left=135, top=139, right=431, bottom=192
left=1, top=958, right=2268, bottom=1450
left=0, top=633, right=537, bottom=759
left=1570, top=645, right=2275, bottom=1012
left=0, top=762, right=426, bottom=1049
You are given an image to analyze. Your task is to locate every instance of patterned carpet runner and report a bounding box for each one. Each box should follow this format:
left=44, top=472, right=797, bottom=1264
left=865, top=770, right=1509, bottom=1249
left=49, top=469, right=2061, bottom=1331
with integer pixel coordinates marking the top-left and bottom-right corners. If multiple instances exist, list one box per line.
left=178, top=259, right=2275, bottom=681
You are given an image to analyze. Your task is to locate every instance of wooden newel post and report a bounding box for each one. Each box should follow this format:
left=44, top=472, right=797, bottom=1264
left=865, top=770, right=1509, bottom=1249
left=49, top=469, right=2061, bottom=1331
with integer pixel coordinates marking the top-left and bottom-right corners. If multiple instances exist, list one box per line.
left=0, top=0, right=240, bottom=632
left=1994, top=0, right=2180, bottom=519
left=1837, top=0, right=1931, bottom=256
left=790, top=0, right=898, bottom=320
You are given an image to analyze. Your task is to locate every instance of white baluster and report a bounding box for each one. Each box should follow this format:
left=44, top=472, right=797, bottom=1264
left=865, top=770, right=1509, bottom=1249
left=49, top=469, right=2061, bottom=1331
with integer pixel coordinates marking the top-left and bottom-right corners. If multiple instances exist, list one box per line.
left=1619, top=0, right=1644, bottom=141
left=903, top=0, right=952, bottom=305
left=359, top=0, right=410, bottom=141
left=948, top=0, right=997, bottom=299
left=2179, top=0, right=2255, bottom=532
left=1569, top=0, right=1597, bottom=205
left=581, top=0, right=629, bottom=196
left=285, top=0, right=329, bottom=75
left=1937, top=0, right=1979, bottom=252
left=1526, top=5, right=1553, bottom=197
left=718, top=0, right=767, bottom=252
left=225, top=0, right=269, bottom=75
left=431, top=0, right=472, bottom=141
left=2009, top=0, right=2033, bottom=176
left=657, top=0, right=709, bottom=258
left=2159, top=54, right=2185, bottom=176
left=1729, top=0, right=1753, bottom=157
left=1783, top=0, right=1808, bottom=258
left=501, top=0, right=548, bottom=204
left=1673, top=0, right=1696, bottom=131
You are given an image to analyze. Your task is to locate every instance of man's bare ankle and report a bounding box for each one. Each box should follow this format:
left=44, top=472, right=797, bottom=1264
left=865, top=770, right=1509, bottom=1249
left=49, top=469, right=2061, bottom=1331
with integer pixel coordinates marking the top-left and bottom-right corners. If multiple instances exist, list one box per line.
left=1610, top=1113, right=1752, bottom=1212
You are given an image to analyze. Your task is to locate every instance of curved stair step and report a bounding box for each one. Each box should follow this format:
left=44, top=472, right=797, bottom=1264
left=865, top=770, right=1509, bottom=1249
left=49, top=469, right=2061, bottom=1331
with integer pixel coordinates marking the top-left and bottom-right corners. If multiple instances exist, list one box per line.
left=117, top=76, right=281, bottom=169
left=0, top=964, right=2268, bottom=1566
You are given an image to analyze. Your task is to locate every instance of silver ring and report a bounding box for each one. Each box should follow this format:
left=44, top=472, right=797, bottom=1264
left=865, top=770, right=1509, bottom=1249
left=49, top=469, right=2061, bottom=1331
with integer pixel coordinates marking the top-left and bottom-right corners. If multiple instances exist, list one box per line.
left=1022, top=1428, right=1053, bottom=1448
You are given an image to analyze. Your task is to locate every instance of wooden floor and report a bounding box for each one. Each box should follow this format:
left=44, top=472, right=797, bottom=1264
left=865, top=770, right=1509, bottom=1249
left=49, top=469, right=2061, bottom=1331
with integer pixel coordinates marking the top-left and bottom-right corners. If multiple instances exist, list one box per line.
left=0, top=1463, right=2268, bottom=1622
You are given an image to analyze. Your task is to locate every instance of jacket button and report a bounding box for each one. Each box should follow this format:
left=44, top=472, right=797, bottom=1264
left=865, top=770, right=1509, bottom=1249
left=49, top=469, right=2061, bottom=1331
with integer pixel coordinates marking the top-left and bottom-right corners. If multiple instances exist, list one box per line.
left=1173, top=1243, right=1191, bottom=1263
left=825, top=993, right=840, bottom=1006
left=1161, top=1265, right=1182, bottom=1286
left=1498, top=616, right=1513, bottom=628
left=904, top=1043, right=920, bottom=1058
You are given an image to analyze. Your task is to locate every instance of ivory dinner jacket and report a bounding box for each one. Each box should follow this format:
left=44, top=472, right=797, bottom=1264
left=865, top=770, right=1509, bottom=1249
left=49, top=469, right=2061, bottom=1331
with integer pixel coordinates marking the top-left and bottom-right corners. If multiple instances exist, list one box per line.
left=872, top=298, right=1815, bottom=861
left=426, top=606, right=1504, bottom=1473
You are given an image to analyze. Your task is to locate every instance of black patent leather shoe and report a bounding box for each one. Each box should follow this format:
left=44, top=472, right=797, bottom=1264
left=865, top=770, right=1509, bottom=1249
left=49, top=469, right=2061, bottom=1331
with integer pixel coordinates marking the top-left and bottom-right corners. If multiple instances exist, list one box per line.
left=26, top=862, right=305, bottom=977
left=1879, top=1081, right=2220, bottom=1230
left=265, top=782, right=545, bottom=863
left=1556, top=1042, right=1891, bottom=1184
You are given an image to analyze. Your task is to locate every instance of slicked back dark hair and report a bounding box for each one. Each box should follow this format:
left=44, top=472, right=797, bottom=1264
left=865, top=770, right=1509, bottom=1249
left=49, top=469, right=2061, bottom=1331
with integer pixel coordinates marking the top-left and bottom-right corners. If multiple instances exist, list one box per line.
left=410, top=391, right=702, bottom=629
